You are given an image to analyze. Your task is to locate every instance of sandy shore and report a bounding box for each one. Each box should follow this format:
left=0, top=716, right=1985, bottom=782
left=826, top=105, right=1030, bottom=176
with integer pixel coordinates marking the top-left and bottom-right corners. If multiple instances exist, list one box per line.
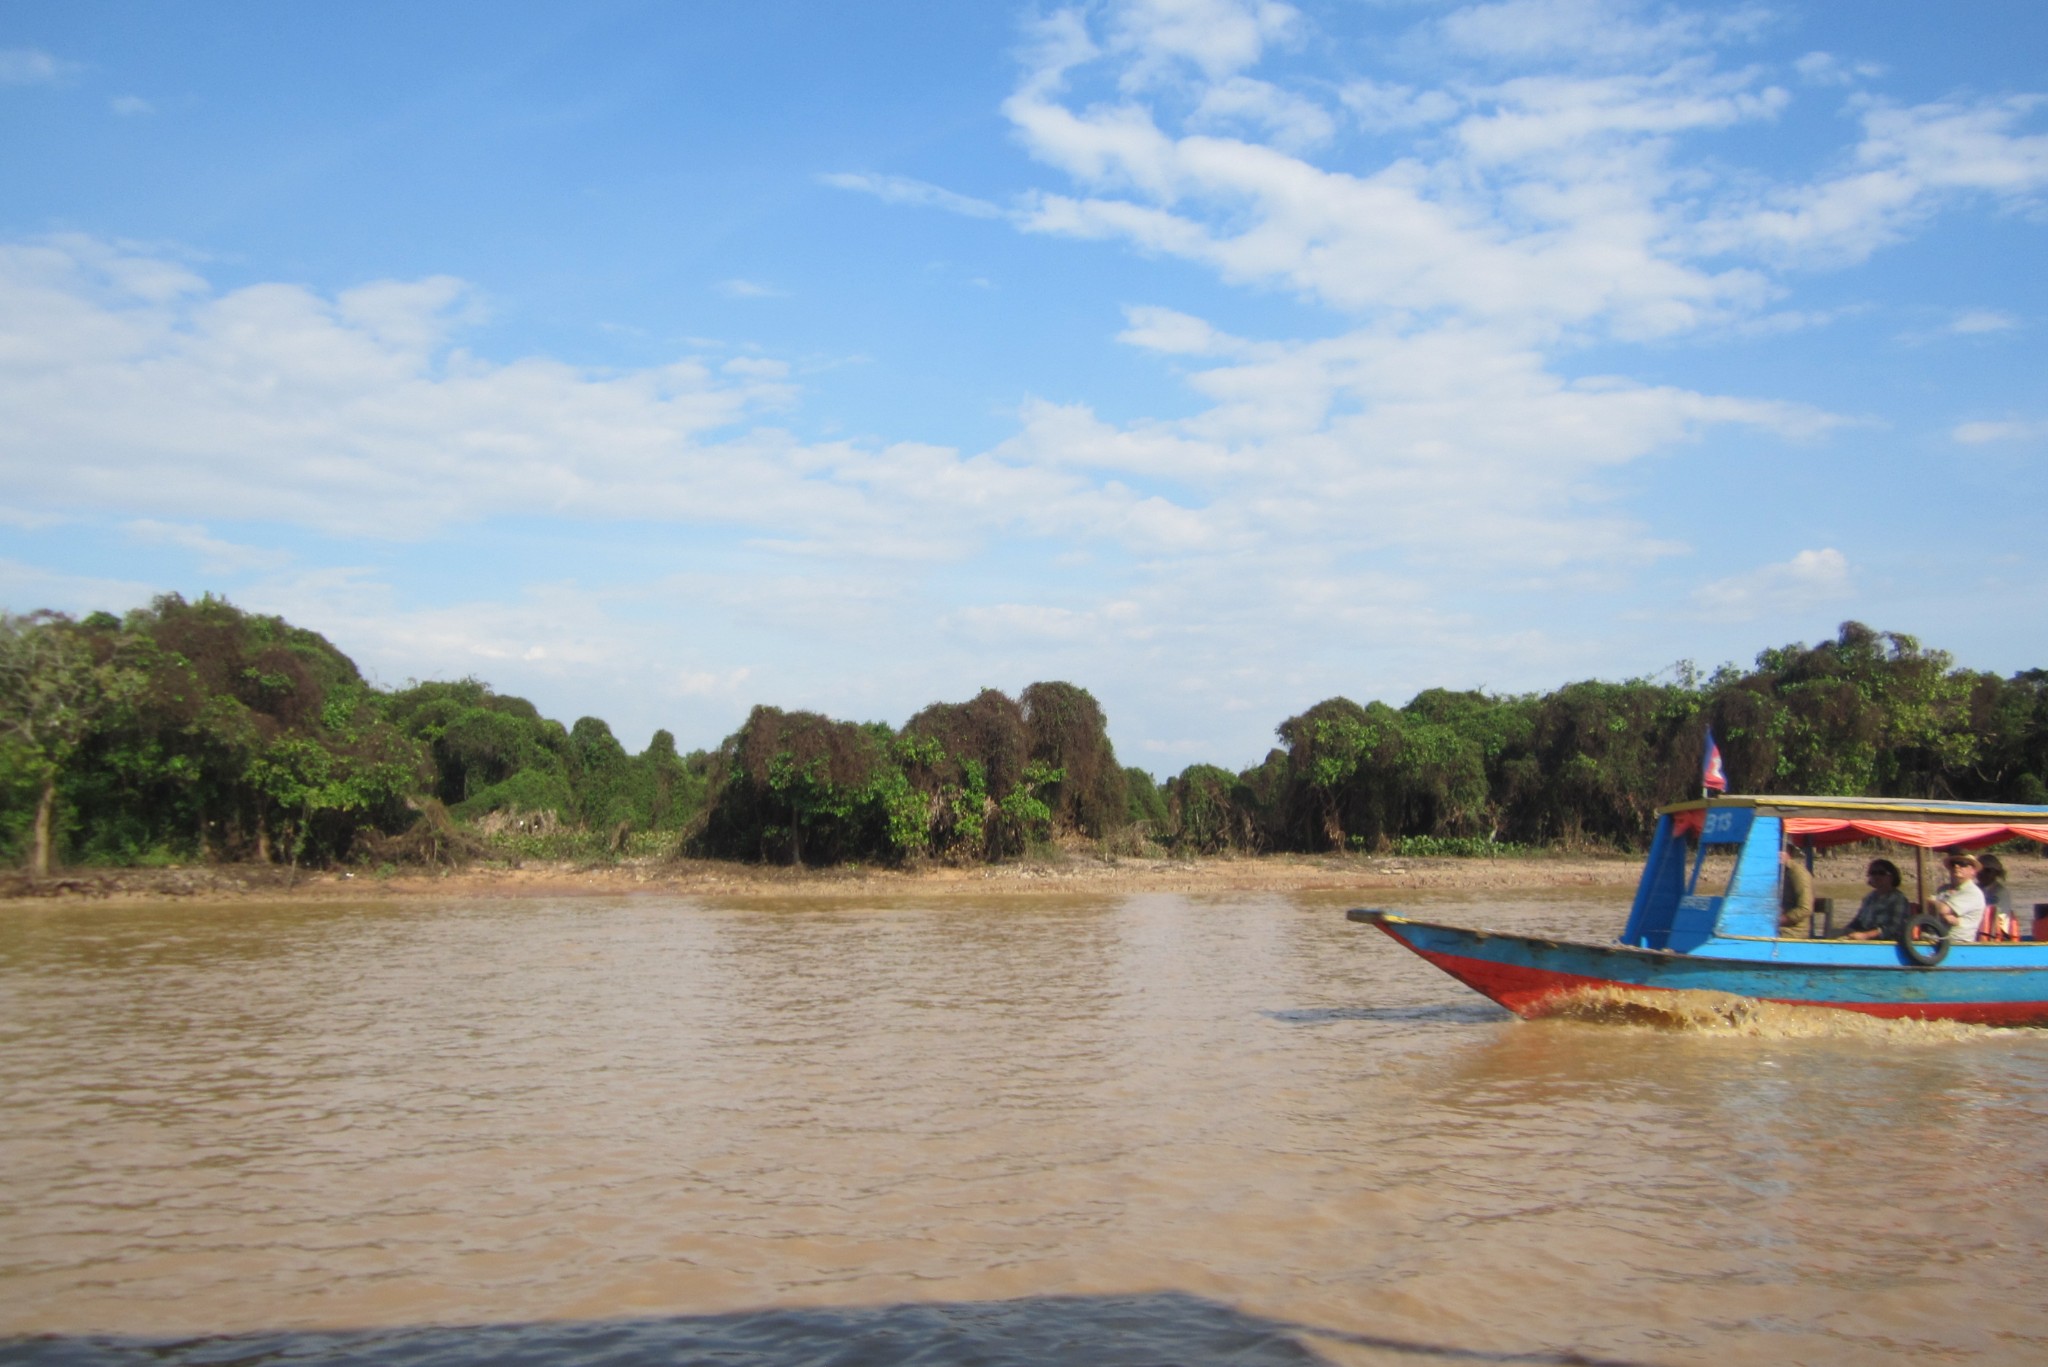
left=0, top=846, right=1898, bottom=907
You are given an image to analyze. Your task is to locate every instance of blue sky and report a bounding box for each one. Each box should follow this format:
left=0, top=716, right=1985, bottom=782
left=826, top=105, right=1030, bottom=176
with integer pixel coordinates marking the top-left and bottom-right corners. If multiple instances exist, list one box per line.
left=2, top=0, right=2044, bottom=771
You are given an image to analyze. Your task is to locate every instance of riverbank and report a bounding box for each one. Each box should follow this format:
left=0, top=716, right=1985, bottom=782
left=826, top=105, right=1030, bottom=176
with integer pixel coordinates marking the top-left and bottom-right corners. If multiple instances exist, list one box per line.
left=0, top=846, right=1901, bottom=906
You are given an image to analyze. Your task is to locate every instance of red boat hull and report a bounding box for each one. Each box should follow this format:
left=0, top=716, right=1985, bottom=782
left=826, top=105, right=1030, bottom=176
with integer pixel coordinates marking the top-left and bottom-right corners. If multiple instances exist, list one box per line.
left=1361, top=915, right=2048, bottom=1026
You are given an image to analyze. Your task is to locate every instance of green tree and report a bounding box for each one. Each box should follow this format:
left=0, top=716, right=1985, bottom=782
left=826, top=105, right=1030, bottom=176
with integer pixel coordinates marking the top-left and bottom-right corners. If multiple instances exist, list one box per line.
left=386, top=678, right=570, bottom=816
left=1164, top=763, right=1253, bottom=853
left=0, top=612, right=143, bottom=877
left=1275, top=697, right=1389, bottom=849
left=1122, top=766, right=1169, bottom=833
left=1019, top=681, right=1123, bottom=837
left=1960, top=670, right=2048, bottom=803
left=1709, top=622, right=1975, bottom=798
left=1499, top=679, right=1700, bottom=847
left=57, top=594, right=427, bottom=866
left=698, top=706, right=897, bottom=865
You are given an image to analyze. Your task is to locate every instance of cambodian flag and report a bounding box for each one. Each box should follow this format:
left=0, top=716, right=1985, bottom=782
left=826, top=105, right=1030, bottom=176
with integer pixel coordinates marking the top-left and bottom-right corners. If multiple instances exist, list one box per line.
left=1701, top=728, right=1728, bottom=793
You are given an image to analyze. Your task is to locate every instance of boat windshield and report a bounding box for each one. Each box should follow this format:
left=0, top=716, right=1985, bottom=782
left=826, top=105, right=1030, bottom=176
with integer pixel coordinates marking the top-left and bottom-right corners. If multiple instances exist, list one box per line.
left=1685, top=836, right=1742, bottom=898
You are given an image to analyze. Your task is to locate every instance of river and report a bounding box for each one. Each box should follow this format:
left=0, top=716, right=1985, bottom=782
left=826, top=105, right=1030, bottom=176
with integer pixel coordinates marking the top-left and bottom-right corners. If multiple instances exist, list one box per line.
left=3, top=888, right=2045, bottom=1365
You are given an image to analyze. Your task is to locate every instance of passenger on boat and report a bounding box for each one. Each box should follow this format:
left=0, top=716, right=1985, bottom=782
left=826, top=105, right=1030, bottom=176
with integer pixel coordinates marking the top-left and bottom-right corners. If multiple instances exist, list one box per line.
left=1838, top=859, right=1911, bottom=941
left=1778, top=846, right=1814, bottom=933
left=1931, top=852, right=1987, bottom=943
left=1977, top=854, right=2018, bottom=940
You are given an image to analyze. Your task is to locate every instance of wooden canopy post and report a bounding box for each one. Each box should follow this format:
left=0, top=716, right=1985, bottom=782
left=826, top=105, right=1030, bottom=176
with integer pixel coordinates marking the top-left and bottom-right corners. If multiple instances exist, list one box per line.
left=1915, top=845, right=1930, bottom=912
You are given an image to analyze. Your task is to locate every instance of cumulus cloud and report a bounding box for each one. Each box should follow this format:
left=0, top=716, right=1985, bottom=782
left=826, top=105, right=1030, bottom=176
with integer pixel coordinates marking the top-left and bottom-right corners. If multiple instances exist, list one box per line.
left=0, top=237, right=1213, bottom=564
left=1189, top=75, right=1334, bottom=149
left=1116, top=303, right=1243, bottom=355
left=0, top=47, right=81, bottom=85
left=1690, top=548, right=1853, bottom=621
left=1340, top=79, right=1460, bottom=132
left=820, top=172, right=1004, bottom=219
left=0, top=225, right=1835, bottom=707
left=676, top=666, right=753, bottom=698
left=1000, top=2, right=2047, bottom=348
left=1894, top=307, right=2024, bottom=346
left=1108, top=0, right=1301, bottom=86
left=1437, top=0, right=1771, bottom=68
left=1953, top=419, right=2048, bottom=445
left=1946, top=309, right=2020, bottom=336
left=948, top=602, right=1098, bottom=642
left=0, top=559, right=161, bottom=626
left=1793, top=51, right=1884, bottom=88
left=7, top=1, right=2037, bottom=762
left=1703, top=95, right=2048, bottom=265
left=715, top=278, right=785, bottom=298
left=0, top=239, right=893, bottom=540
left=1453, top=64, right=1788, bottom=166
left=123, top=520, right=292, bottom=575
left=1003, top=14, right=1798, bottom=340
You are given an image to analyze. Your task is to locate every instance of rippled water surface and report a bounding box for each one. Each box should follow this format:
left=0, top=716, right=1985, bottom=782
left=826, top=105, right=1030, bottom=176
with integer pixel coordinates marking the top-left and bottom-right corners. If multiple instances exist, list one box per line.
left=4, top=889, right=2047, bottom=1365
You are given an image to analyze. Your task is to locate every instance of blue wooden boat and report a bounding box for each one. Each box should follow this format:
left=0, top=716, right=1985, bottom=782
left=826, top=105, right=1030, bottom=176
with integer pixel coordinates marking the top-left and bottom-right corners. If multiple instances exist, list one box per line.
left=1350, top=796, right=2048, bottom=1025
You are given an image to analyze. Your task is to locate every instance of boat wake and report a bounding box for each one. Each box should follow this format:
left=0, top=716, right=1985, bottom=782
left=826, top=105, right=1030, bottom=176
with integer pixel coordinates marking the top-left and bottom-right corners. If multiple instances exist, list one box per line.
left=1531, top=985, right=1990, bottom=1040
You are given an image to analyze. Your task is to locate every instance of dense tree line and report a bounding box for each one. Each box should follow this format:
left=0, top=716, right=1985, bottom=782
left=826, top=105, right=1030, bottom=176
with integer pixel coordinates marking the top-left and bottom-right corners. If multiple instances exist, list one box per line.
left=3, top=600, right=2044, bottom=874
left=696, top=681, right=1128, bottom=865
left=0, top=596, right=712, bottom=875
left=1163, top=623, right=2048, bottom=855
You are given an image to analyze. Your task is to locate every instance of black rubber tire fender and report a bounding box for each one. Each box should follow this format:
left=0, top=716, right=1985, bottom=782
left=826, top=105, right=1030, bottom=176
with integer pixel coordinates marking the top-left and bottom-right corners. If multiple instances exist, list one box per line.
left=1898, top=913, right=1950, bottom=967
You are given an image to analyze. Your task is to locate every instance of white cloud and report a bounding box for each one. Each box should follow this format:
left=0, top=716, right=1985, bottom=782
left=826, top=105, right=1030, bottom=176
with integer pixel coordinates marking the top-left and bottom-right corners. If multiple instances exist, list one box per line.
left=715, top=278, right=785, bottom=298
left=819, top=172, right=1004, bottom=219
left=0, top=506, right=65, bottom=531
left=1953, top=419, right=2048, bottom=445
left=1003, top=4, right=2047, bottom=356
left=1116, top=303, right=1242, bottom=355
left=1895, top=307, right=2023, bottom=346
left=0, top=47, right=81, bottom=85
left=0, top=229, right=1829, bottom=752
left=0, top=237, right=1241, bottom=569
left=1947, top=309, right=2020, bottom=336
left=1108, top=0, right=1301, bottom=86
left=122, top=520, right=292, bottom=575
left=948, top=602, right=1096, bottom=642
left=337, top=275, right=476, bottom=349
left=1704, top=95, right=2048, bottom=265
left=1340, top=79, right=1460, bottom=133
left=1454, top=65, right=1788, bottom=165
left=1438, top=0, right=1770, bottom=68
left=1190, top=75, right=1334, bottom=150
left=1690, top=548, right=1852, bottom=621
left=675, top=666, right=752, bottom=698
left=110, top=95, right=155, bottom=116
left=0, top=558, right=157, bottom=619
left=7, top=2, right=2038, bottom=765
left=1005, top=20, right=1800, bottom=341
left=0, top=239, right=972, bottom=542
left=1793, top=52, right=1884, bottom=88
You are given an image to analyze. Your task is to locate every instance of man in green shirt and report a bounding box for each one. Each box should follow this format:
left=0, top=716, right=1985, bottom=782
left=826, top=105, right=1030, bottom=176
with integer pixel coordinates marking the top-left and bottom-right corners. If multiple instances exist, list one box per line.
left=1779, top=846, right=1814, bottom=935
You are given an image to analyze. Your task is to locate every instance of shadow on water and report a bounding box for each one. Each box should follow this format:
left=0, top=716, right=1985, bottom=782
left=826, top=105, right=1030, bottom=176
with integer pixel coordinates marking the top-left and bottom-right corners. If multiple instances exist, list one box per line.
left=1264, top=1002, right=1509, bottom=1026
left=0, top=1292, right=1662, bottom=1367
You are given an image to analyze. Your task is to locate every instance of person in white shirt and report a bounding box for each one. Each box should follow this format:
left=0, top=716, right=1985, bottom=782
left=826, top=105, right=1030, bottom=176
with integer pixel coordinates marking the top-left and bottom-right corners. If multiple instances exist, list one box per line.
left=1931, top=851, right=1987, bottom=944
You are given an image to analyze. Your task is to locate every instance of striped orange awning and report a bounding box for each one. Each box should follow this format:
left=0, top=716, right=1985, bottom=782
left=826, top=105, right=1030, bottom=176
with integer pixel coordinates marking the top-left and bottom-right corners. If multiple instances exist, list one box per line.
left=1783, top=818, right=2048, bottom=849
left=1674, top=809, right=2048, bottom=849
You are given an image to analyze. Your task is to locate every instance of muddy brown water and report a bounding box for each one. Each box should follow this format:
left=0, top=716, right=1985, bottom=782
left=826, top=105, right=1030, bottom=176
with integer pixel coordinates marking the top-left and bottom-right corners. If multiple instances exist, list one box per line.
left=3, top=890, right=2045, bottom=1365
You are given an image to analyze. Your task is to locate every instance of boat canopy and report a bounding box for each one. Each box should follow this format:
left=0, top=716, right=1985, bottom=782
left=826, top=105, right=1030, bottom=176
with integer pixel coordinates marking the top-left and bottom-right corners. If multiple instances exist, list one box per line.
left=1663, top=795, right=2048, bottom=850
